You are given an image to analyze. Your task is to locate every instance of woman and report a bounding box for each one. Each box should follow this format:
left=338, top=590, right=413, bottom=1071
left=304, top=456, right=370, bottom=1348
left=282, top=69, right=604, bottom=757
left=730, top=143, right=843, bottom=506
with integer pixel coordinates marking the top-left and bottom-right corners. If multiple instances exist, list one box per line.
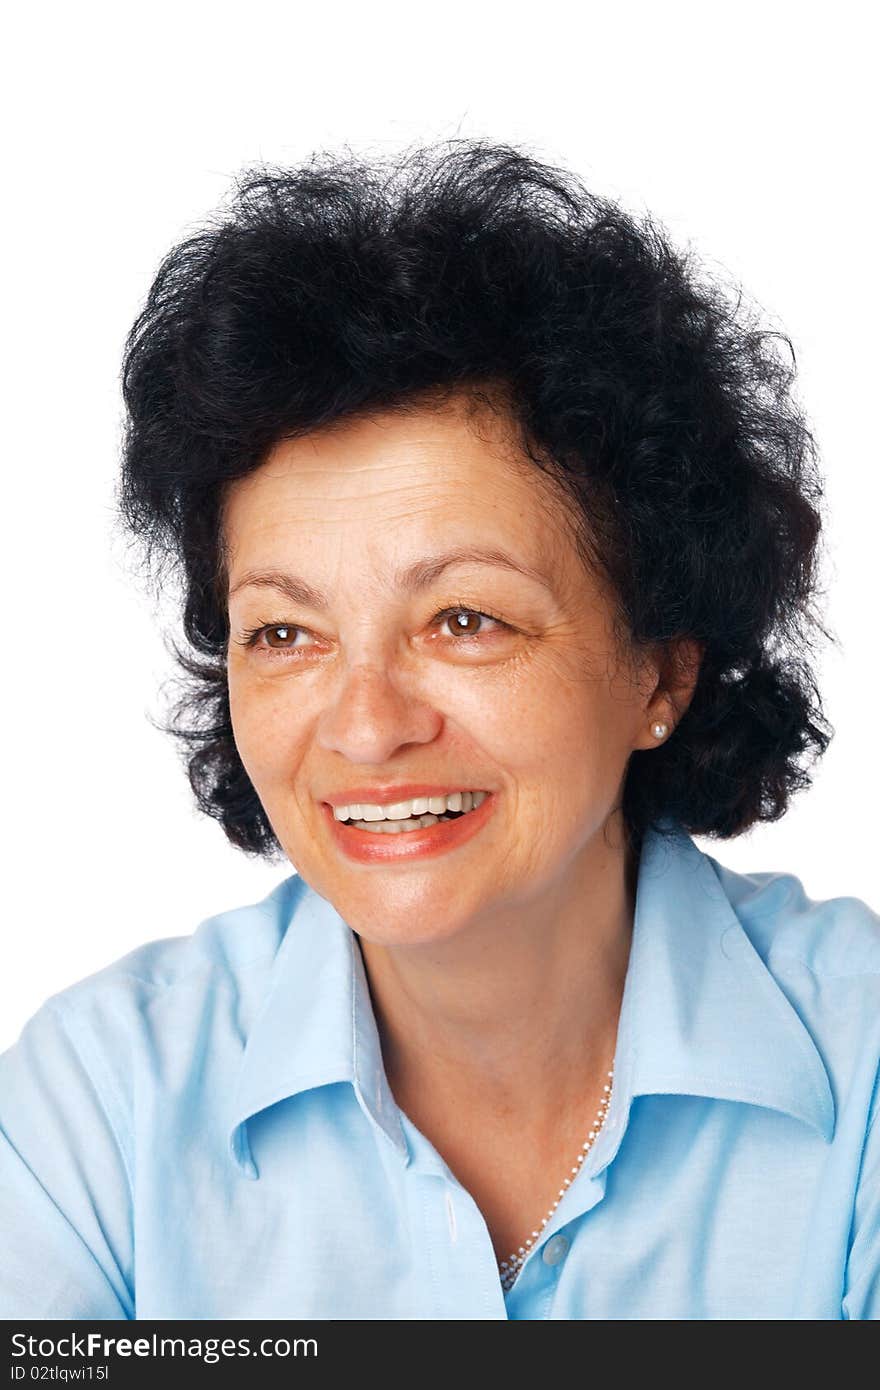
left=1, top=138, right=877, bottom=1321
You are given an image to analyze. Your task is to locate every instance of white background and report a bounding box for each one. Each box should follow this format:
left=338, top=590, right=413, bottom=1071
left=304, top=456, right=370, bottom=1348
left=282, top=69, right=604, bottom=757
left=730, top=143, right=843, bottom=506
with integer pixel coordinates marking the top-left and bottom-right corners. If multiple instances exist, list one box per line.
left=2, top=1, right=877, bottom=1050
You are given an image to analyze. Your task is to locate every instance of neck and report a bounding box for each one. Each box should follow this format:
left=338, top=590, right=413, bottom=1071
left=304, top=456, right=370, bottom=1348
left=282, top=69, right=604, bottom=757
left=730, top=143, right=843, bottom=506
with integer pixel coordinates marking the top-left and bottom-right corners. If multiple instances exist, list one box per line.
left=356, top=821, right=638, bottom=1131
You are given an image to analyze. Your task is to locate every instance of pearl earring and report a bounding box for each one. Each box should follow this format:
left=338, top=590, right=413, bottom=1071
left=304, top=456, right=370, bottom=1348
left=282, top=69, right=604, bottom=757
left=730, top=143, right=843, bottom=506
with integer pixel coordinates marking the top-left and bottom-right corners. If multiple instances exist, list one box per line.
left=651, top=722, right=668, bottom=739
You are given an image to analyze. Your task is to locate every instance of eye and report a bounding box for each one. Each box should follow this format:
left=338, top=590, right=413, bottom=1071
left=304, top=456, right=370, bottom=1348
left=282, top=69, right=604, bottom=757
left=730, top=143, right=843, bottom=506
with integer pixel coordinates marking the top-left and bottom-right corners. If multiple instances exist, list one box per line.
left=432, top=605, right=509, bottom=639
left=234, top=623, right=313, bottom=657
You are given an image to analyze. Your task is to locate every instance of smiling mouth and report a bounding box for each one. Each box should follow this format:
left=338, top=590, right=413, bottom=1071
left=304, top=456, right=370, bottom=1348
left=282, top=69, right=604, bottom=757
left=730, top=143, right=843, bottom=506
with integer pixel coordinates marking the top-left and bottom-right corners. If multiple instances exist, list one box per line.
left=338, top=792, right=488, bottom=834
left=323, top=790, right=496, bottom=860
left=347, top=805, right=473, bottom=833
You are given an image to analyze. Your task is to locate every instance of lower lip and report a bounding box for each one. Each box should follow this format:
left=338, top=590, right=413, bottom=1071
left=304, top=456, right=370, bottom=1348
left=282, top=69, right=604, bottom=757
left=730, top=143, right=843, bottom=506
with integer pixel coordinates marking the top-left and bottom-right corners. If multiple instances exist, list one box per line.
left=322, top=794, right=497, bottom=863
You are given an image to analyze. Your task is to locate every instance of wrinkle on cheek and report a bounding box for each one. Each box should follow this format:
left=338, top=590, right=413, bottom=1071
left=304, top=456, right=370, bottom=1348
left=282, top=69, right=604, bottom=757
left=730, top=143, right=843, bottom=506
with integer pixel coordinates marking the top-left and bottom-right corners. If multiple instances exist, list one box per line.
left=501, top=635, right=605, bottom=705
left=490, top=810, right=561, bottom=902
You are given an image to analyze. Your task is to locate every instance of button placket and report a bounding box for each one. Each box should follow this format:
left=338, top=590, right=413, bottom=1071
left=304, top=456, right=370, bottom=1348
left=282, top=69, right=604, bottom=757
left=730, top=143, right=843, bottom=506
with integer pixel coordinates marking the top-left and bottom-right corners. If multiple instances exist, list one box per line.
left=445, top=1188, right=458, bottom=1243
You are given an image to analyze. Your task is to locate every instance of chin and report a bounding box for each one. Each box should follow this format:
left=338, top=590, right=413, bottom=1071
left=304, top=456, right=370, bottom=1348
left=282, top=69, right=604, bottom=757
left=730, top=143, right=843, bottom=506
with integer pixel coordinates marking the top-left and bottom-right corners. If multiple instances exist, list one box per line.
left=319, top=875, right=487, bottom=947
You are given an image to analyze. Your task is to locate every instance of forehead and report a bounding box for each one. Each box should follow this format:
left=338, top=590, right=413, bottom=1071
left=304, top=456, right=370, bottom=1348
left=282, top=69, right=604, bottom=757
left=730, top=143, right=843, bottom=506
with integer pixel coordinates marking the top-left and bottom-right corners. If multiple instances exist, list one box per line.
left=222, top=395, right=575, bottom=570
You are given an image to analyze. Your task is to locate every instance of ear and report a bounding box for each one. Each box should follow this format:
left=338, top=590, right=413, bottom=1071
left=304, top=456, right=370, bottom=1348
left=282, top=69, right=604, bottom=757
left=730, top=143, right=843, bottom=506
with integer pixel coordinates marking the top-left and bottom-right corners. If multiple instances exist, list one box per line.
left=636, top=637, right=704, bottom=752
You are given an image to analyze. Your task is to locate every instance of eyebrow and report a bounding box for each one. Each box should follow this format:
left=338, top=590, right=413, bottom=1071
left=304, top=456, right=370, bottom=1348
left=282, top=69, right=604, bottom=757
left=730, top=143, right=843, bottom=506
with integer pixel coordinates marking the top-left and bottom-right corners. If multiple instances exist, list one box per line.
left=228, top=545, right=553, bottom=608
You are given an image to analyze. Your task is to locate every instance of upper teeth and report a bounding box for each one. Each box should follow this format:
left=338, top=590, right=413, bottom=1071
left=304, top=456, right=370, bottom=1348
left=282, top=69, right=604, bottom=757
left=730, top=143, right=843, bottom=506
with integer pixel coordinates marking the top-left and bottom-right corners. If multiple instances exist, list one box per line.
left=332, top=791, right=487, bottom=822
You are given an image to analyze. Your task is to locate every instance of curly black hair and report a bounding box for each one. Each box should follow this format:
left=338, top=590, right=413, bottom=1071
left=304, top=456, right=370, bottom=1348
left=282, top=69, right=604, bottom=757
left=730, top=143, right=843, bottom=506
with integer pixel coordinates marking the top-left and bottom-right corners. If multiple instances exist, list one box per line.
left=115, top=135, right=834, bottom=862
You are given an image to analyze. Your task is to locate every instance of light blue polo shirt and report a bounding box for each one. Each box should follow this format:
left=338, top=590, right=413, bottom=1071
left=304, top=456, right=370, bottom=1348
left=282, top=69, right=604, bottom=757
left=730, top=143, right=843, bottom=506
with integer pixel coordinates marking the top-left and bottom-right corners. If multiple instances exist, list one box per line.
left=1, top=821, right=878, bottom=1319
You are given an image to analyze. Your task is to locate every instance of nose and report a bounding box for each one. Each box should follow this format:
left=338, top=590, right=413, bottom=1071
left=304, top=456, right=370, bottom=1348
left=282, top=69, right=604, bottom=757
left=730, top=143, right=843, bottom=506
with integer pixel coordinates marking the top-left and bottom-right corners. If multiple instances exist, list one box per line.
left=315, top=662, right=443, bottom=764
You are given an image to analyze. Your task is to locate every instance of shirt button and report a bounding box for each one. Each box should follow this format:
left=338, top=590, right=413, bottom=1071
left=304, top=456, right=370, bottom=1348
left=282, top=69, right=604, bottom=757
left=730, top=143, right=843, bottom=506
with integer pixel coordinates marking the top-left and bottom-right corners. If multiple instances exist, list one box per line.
left=542, top=1233, right=570, bottom=1266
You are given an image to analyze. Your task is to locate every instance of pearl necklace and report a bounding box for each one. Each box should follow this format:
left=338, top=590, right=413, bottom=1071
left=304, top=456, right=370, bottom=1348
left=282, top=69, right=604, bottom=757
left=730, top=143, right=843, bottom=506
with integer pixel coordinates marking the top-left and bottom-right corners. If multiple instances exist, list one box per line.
left=498, top=1065, right=615, bottom=1292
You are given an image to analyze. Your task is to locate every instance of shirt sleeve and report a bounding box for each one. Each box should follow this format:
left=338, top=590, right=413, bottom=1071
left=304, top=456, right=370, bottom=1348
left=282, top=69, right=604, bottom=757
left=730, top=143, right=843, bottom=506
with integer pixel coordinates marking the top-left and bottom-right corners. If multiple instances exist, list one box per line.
left=0, top=997, right=134, bottom=1319
left=842, top=1066, right=880, bottom=1320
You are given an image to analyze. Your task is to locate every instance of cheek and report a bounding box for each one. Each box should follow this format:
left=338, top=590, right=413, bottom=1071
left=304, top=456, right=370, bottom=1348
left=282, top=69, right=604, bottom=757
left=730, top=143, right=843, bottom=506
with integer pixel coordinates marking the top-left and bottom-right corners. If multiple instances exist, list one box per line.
left=470, top=658, right=611, bottom=775
left=227, top=673, right=306, bottom=789
left=478, top=662, right=633, bottom=869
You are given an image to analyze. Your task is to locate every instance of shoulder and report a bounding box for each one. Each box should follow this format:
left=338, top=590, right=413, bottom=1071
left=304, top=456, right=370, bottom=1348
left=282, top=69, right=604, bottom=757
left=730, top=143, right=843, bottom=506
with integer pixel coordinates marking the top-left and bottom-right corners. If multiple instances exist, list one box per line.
left=1, top=871, right=306, bottom=1109
left=49, top=871, right=302, bottom=1008
left=705, top=852, right=880, bottom=981
left=0, top=876, right=305, bottom=1319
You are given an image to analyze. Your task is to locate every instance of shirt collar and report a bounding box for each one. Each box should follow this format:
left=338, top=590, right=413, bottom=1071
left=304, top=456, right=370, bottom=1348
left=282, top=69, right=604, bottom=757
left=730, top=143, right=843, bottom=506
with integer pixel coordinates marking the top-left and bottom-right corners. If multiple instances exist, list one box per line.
left=227, top=876, right=405, bottom=1178
left=600, top=820, right=835, bottom=1172
left=227, top=821, right=834, bottom=1179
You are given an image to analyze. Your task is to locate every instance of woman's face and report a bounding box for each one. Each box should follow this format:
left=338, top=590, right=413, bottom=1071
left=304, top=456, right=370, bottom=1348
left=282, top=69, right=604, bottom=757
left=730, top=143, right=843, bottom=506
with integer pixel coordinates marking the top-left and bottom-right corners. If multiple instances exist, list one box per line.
left=224, top=394, right=669, bottom=945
